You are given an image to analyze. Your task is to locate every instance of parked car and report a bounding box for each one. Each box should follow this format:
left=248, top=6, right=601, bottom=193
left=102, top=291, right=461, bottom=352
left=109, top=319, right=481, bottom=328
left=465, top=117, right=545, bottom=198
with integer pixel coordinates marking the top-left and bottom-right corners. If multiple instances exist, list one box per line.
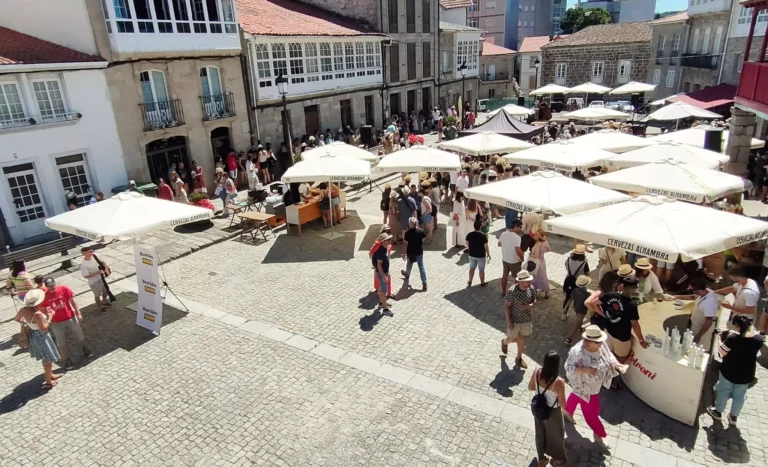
left=566, top=97, right=584, bottom=110
left=477, top=99, right=489, bottom=112
left=605, top=101, right=620, bottom=110
left=615, top=100, right=634, bottom=113
left=588, top=100, right=605, bottom=108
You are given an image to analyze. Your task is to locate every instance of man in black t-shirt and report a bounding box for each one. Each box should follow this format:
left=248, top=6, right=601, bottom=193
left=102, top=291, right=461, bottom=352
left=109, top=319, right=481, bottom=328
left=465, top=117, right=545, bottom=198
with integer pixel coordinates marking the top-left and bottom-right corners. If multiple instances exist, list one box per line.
left=599, top=276, right=648, bottom=363
left=401, top=217, right=428, bottom=291
left=372, top=233, right=393, bottom=317
left=465, top=219, right=490, bottom=287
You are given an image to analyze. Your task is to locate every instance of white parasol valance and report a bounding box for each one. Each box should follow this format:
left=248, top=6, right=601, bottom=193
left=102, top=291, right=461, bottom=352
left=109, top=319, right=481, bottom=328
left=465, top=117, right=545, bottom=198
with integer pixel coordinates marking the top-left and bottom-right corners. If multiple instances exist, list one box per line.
left=502, top=140, right=616, bottom=171
left=568, top=130, right=657, bottom=154
left=375, top=146, right=462, bottom=173
left=529, top=84, right=571, bottom=96
left=603, top=142, right=730, bottom=169
left=301, top=141, right=378, bottom=162
left=437, top=131, right=534, bottom=156
left=609, top=82, right=656, bottom=95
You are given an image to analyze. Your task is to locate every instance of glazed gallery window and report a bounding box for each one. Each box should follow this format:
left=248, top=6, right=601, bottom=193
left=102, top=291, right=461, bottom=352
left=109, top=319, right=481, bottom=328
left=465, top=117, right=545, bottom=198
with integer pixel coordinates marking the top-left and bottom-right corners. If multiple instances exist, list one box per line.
left=255, top=44, right=272, bottom=88
left=0, top=82, right=26, bottom=125
left=32, top=80, right=67, bottom=121
left=456, top=40, right=479, bottom=71
left=105, top=0, right=236, bottom=34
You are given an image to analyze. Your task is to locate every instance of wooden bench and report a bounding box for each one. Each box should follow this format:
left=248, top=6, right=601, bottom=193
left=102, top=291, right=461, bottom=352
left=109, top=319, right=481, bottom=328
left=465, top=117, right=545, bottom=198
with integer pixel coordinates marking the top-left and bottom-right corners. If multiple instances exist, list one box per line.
left=0, top=236, right=80, bottom=273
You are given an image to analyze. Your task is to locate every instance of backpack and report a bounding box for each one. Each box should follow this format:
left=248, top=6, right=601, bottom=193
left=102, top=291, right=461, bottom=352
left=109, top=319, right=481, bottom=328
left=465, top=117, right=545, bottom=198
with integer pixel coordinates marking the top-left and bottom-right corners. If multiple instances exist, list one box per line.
left=531, top=370, right=556, bottom=421
left=563, top=258, right=586, bottom=295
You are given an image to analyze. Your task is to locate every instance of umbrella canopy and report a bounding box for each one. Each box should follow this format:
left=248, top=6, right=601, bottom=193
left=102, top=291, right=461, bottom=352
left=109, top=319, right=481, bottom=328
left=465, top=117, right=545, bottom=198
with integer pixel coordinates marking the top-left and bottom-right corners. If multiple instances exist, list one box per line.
left=566, top=82, right=612, bottom=94
left=544, top=195, right=768, bottom=262
left=604, top=142, right=730, bottom=170
left=488, top=104, right=535, bottom=117
left=646, top=101, right=722, bottom=121
left=589, top=159, right=748, bottom=203
left=44, top=191, right=213, bottom=242
left=609, top=82, right=657, bottom=95
left=529, top=84, right=571, bottom=96
left=649, top=127, right=765, bottom=151
left=568, top=130, right=657, bottom=154
left=375, top=146, right=462, bottom=173
left=502, top=140, right=616, bottom=171
left=464, top=170, right=630, bottom=215
left=282, top=153, right=371, bottom=183
left=437, top=131, right=534, bottom=156
left=301, top=141, right=378, bottom=162
left=459, top=110, right=545, bottom=140
left=563, top=107, right=631, bottom=121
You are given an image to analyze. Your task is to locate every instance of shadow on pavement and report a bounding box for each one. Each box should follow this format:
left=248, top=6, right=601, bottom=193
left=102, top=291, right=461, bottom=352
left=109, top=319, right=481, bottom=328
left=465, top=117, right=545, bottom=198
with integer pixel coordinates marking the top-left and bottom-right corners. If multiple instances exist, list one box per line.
left=0, top=375, right=53, bottom=415
left=359, top=310, right=383, bottom=332
left=489, top=355, right=524, bottom=397
left=262, top=231, right=356, bottom=263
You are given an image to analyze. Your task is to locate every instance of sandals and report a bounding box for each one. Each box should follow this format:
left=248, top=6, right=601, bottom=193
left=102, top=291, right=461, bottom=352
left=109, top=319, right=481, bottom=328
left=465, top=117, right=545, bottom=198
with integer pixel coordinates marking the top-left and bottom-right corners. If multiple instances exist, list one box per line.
left=42, top=380, right=59, bottom=390
left=538, top=457, right=549, bottom=467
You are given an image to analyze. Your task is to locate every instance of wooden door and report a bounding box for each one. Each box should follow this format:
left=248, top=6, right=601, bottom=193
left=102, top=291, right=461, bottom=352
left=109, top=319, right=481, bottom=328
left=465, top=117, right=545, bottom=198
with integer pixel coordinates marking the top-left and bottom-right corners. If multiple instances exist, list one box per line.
left=304, top=105, right=320, bottom=137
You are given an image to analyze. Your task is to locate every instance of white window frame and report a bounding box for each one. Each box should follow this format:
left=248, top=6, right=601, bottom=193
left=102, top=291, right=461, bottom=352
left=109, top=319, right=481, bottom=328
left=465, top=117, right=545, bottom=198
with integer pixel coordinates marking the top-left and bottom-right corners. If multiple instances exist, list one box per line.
left=658, top=35, right=666, bottom=52
left=672, top=33, right=681, bottom=53
left=105, top=0, right=238, bottom=35
left=139, top=69, right=169, bottom=103
left=0, top=80, right=28, bottom=127
left=55, top=154, right=95, bottom=208
left=254, top=43, right=272, bottom=88
left=456, top=40, right=479, bottom=72
left=691, top=28, right=700, bottom=54
left=486, top=0, right=496, bottom=10
left=486, top=18, right=495, bottom=28
left=617, top=60, right=631, bottom=84
left=30, top=78, right=69, bottom=122
left=712, top=26, right=723, bottom=66
left=199, top=65, right=222, bottom=96
left=288, top=42, right=305, bottom=84
left=468, top=17, right=478, bottom=28
left=555, top=62, right=567, bottom=85
left=666, top=70, right=676, bottom=88
left=702, top=27, right=711, bottom=54
left=591, top=61, right=604, bottom=84
left=737, top=53, right=744, bottom=73
left=652, top=68, right=661, bottom=85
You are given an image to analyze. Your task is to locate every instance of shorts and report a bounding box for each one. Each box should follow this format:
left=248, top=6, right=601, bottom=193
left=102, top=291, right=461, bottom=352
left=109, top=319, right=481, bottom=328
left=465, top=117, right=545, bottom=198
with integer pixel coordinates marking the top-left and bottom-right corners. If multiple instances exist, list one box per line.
left=469, top=256, right=486, bottom=271
left=608, top=335, right=632, bottom=358
left=331, top=197, right=340, bottom=207
left=521, top=234, right=535, bottom=252
left=656, top=261, right=675, bottom=270
left=50, top=317, right=85, bottom=346
left=507, top=322, right=533, bottom=340
left=89, top=280, right=105, bottom=298
left=449, top=183, right=456, bottom=191
left=503, top=261, right=522, bottom=280
left=422, top=213, right=433, bottom=225
left=374, top=271, right=388, bottom=293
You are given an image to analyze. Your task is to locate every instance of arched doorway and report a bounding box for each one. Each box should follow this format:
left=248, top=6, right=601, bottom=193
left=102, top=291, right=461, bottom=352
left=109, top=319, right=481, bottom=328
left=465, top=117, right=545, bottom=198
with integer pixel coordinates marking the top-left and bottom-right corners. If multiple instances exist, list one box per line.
left=210, top=127, right=231, bottom=166
left=145, top=136, right=189, bottom=182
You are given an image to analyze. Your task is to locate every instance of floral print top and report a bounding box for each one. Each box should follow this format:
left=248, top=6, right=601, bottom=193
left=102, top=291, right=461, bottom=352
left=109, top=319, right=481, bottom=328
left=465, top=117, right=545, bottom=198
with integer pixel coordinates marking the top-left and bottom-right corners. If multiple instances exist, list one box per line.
left=565, top=340, right=619, bottom=401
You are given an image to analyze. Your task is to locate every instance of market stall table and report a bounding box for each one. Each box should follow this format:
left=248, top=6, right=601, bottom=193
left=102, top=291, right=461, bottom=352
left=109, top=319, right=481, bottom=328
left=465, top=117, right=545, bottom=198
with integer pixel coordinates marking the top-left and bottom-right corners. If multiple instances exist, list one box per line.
left=623, top=299, right=729, bottom=426
left=238, top=211, right=276, bottom=242
left=285, top=191, right=348, bottom=235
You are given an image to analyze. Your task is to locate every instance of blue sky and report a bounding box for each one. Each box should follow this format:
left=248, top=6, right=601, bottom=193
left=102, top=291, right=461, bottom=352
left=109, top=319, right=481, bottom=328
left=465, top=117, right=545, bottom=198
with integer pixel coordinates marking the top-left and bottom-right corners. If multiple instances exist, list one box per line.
left=566, top=0, right=689, bottom=12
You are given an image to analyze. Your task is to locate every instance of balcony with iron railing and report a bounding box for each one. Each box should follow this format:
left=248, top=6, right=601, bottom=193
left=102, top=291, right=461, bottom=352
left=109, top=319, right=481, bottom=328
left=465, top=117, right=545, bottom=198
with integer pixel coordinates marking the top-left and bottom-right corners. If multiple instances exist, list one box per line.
left=0, top=111, right=82, bottom=132
left=200, top=93, right=236, bottom=121
left=681, top=53, right=719, bottom=69
left=139, top=99, right=185, bottom=132
left=482, top=71, right=511, bottom=81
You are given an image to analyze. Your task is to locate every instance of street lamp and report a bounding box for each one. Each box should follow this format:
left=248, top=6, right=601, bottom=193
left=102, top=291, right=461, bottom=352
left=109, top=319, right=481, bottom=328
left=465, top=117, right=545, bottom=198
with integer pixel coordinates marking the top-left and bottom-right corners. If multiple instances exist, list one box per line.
left=458, top=61, right=467, bottom=110
left=534, top=57, right=541, bottom=89
left=275, top=71, right=291, bottom=154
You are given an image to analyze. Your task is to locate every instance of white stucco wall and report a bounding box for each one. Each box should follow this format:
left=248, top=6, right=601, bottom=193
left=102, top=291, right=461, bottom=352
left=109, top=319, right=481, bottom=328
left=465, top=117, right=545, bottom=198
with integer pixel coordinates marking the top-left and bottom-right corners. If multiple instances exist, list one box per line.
left=441, top=7, right=467, bottom=25
left=0, top=0, right=98, bottom=55
left=0, top=69, right=127, bottom=245
left=519, top=52, right=541, bottom=95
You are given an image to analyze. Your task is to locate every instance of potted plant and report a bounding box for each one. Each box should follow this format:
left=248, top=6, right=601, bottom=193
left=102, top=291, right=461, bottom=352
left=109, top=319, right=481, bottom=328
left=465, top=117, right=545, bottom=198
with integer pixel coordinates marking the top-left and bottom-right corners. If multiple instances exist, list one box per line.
left=188, top=191, right=215, bottom=213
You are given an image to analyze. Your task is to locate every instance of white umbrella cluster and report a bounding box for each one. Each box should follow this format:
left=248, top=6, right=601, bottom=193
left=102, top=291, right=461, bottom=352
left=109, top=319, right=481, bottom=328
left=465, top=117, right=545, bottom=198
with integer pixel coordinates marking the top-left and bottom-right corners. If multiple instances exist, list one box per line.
left=301, top=141, right=378, bottom=162
left=650, top=127, right=765, bottom=151
left=563, top=107, right=631, bottom=121
left=569, top=130, right=656, bottom=154
left=646, top=101, right=722, bottom=122
left=609, top=82, right=656, bottom=95
left=545, top=195, right=768, bottom=262
left=464, top=171, right=630, bottom=215
left=502, top=140, right=615, bottom=171
left=45, top=191, right=213, bottom=242
left=437, top=131, right=534, bottom=156
left=529, top=84, right=570, bottom=96
left=604, top=142, right=730, bottom=170
left=375, top=146, right=462, bottom=173
left=488, top=104, right=535, bottom=118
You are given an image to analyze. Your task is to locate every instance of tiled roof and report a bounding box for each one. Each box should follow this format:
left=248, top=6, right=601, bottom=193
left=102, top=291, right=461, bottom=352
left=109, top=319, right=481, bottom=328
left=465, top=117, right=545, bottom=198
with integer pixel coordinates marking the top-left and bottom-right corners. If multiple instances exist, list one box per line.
left=439, top=21, right=483, bottom=32
left=237, top=0, right=384, bottom=37
left=441, top=0, right=472, bottom=8
left=519, top=35, right=568, bottom=53
left=668, top=83, right=736, bottom=110
left=543, top=22, right=652, bottom=48
left=0, top=26, right=104, bottom=67
left=481, top=42, right=516, bottom=56
left=651, top=11, right=688, bottom=24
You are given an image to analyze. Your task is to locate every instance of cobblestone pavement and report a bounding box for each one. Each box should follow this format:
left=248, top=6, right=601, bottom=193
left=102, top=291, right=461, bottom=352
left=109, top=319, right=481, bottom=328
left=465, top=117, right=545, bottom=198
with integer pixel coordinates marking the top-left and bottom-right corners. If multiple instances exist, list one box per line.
left=1, top=163, right=766, bottom=465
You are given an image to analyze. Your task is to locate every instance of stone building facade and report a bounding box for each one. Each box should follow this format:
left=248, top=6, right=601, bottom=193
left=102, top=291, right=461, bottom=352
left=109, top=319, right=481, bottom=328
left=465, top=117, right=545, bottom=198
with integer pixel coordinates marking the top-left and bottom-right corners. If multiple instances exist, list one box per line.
left=478, top=42, right=518, bottom=99
left=646, top=12, right=688, bottom=101
left=679, top=9, right=730, bottom=93
left=540, top=23, right=652, bottom=91
left=437, top=22, right=482, bottom=111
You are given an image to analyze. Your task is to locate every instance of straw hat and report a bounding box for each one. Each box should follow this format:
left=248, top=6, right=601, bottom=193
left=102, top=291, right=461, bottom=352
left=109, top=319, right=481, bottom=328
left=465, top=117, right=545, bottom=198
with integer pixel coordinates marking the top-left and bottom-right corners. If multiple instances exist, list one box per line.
left=428, top=177, right=437, bottom=183
left=421, top=180, right=431, bottom=188
left=573, top=244, right=586, bottom=254
left=634, top=257, right=653, bottom=270
left=576, top=275, right=591, bottom=287
left=516, top=270, right=534, bottom=282
left=24, top=289, right=45, bottom=307
left=215, top=167, right=223, bottom=173
left=384, top=183, right=392, bottom=189
left=617, top=264, right=636, bottom=278
left=378, top=232, right=393, bottom=242
left=582, top=324, right=607, bottom=342
left=420, top=171, right=429, bottom=180
left=380, top=225, right=391, bottom=233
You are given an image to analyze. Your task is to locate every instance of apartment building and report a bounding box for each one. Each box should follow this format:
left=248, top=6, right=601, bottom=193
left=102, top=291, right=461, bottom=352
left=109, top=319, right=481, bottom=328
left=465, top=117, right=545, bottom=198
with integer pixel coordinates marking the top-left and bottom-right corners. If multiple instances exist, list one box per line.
left=517, top=0, right=553, bottom=46
left=519, top=35, right=567, bottom=95
left=467, top=0, right=509, bottom=46
left=647, top=12, right=689, bottom=100
left=576, top=0, right=656, bottom=23
left=0, top=27, right=127, bottom=245
left=552, top=0, right=567, bottom=34
left=438, top=22, right=483, bottom=110
left=679, top=0, right=732, bottom=92
left=479, top=42, right=518, bottom=99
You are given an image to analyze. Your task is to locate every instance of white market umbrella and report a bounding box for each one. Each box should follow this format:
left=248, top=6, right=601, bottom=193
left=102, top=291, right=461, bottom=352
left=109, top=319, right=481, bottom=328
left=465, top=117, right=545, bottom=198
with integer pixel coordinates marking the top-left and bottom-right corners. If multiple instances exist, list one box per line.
left=437, top=131, right=534, bottom=156
left=589, top=159, right=748, bottom=203
left=529, top=84, right=571, bottom=96
left=650, top=128, right=765, bottom=151
left=609, top=82, right=656, bottom=95
left=375, top=146, right=461, bottom=173
left=646, top=102, right=722, bottom=129
left=544, top=195, right=768, bottom=262
left=488, top=104, right=535, bottom=118
left=563, top=107, right=631, bottom=121
left=568, top=130, right=657, bottom=154
left=301, top=141, right=378, bottom=162
left=44, top=191, right=213, bottom=242
left=464, top=170, right=630, bottom=215
left=282, top=153, right=371, bottom=240
left=566, top=82, right=612, bottom=104
left=502, top=140, right=616, bottom=171
left=604, top=142, right=730, bottom=170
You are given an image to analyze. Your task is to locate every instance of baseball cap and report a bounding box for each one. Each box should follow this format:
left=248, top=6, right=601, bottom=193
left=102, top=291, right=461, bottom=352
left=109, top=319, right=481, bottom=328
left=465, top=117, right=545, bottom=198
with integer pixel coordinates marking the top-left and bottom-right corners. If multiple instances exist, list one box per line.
left=44, top=276, right=56, bottom=288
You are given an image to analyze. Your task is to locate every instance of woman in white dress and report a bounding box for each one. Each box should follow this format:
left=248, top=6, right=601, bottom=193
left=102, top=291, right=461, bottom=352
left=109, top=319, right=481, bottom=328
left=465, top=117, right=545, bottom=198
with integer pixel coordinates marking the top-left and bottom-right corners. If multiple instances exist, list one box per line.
left=464, top=199, right=479, bottom=248
left=451, top=192, right=467, bottom=248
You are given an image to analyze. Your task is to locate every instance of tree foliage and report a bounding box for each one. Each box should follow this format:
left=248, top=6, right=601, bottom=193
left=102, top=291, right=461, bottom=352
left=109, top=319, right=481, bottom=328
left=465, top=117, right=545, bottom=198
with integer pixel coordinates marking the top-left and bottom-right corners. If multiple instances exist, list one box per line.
left=559, top=7, right=613, bottom=34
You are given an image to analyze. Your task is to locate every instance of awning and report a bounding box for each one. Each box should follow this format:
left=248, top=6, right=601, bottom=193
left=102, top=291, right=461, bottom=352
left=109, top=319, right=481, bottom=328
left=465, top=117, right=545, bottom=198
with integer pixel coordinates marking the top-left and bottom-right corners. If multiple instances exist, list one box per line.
left=668, top=83, right=736, bottom=110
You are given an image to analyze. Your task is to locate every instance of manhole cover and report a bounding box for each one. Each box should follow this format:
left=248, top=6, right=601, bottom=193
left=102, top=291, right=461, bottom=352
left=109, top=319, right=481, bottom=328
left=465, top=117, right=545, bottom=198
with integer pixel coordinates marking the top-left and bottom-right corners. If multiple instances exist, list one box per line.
left=208, top=272, right=217, bottom=276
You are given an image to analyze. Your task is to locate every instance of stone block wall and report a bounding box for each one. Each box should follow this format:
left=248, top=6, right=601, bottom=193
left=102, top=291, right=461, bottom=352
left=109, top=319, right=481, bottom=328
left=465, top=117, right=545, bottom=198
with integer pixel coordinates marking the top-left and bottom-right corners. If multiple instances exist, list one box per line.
left=540, top=43, right=651, bottom=88
left=295, top=0, right=380, bottom=29
left=726, top=106, right=757, bottom=171
left=722, top=36, right=748, bottom=87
